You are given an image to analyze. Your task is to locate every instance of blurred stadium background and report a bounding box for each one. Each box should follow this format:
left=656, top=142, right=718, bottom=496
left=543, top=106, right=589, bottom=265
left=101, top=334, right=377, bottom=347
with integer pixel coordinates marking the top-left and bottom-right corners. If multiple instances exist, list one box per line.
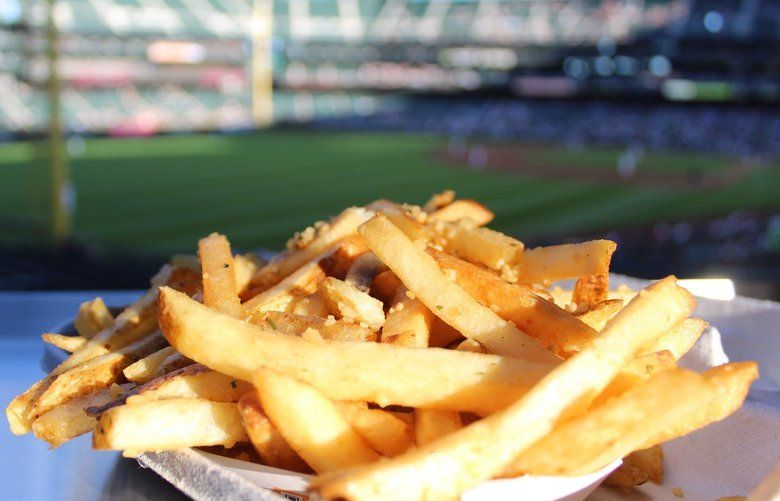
left=0, top=0, right=778, bottom=298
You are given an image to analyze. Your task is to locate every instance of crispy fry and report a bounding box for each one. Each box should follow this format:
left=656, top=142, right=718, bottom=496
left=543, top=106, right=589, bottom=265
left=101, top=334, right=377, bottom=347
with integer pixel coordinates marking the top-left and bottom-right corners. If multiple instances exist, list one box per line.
left=249, top=311, right=376, bottom=342
left=319, top=277, right=386, bottom=332
left=154, top=352, right=193, bottom=378
left=42, top=333, right=87, bottom=353
left=317, top=235, right=370, bottom=280
left=456, top=339, right=486, bottom=353
left=291, top=291, right=330, bottom=317
left=198, top=233, right=242, bottom=317
left=237, top=391, right=310, bottom=472
left=422, top=190, right=456, bottom=212
left=640, top=318, right=708, bottom=360
left=345, top=252, right=387, bottom=293
left=360, top=215, right=557, bottom=363
left=32, top=332, right=167, bottom=419
left=93, top=399, right=247, bottom=452
left=513, top=363, right=754, bottom=479
left=595, top=351, right=677, bottom=406
left=429, top=249, right=595, bottom=356
left=414, top=409, right=462, bottom=447
left=576, top=299, right=624, bottom=331
left=123, top=346, right=177, bottom=384
left=428, top=199, right=494, bottom=226
left=249, top=207, right=374, bottom=290
left=514, top=240, right=617, bottom=284
left=254, top=369, right=379, bottom=473
left=335, top=402, right=414, bottom=457
left=159, top=287, right=553, bottom=415
left=311, top=277, right=693, bottom=500
left=234, top=253, right=265, bottom=295
left=74, top=297, right=115, bottom=338
left=370, top=270, right=403, bottom=305
left=427, top=220, right=524, bottom=270
left=32, top=384, right=133, bottom=448
left=381, top=288, right=433, bottom=348
left=572, top=274, right=609, bottom=311
left=242, top=260, right=326, bottom=316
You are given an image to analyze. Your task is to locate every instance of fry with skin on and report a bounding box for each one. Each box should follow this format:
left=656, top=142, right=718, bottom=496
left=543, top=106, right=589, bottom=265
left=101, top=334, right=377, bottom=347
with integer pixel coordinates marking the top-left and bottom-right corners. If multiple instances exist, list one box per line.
left=253, top=369, right=379, bottom=473
left=414, top=409, right=462, bottom=447
left=359, top=215, right=557, bottom=363
left=126, top=364, right=252, bottom=405
left=248, top=207, right=374, bottom=291
left=514, top=240, right=617, bottom=284
left=153, top=352, right=193, bottom=378
left=310, top=276, right=694, bottom=500
left=42, top=333, right=87, bottom=353
left=123, top=346, right=177, bottom=384
left=32, top=384, right=133, bottom=448
left=319, top=277, right=386, bottom=332
left=158, top=287, right=554, bottom=415
left=335, top=402, right=415, bottom=457
left=93, top=399, right=248, bottom=453
left=32, top=332, right=167, bottom=419
left=74, top=297, right=114, bottom=338
left=198, top=233, right=242, bottom=317
left=429, top=248, right=595, bottom=357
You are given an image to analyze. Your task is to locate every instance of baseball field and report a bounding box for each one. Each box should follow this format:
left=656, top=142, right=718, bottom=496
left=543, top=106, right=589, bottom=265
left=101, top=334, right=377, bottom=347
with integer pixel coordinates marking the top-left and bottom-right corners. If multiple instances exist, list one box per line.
left=1, top=130, right=779, bottom=256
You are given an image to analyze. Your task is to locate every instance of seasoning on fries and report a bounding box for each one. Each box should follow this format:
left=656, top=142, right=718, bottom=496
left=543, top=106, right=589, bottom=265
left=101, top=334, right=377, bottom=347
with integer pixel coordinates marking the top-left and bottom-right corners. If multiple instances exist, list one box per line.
left=5, top=192, right=758, bottom=500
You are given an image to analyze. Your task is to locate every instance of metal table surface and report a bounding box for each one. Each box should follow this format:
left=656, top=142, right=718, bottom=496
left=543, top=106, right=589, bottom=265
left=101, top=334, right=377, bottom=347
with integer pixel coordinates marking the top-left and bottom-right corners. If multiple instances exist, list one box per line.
left=0, top=291, right=188, bottom=501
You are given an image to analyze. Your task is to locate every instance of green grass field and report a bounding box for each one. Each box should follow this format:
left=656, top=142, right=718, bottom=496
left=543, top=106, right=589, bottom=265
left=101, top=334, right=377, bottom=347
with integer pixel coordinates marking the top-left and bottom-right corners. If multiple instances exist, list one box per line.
left=1, top=131, right=779, bottom=257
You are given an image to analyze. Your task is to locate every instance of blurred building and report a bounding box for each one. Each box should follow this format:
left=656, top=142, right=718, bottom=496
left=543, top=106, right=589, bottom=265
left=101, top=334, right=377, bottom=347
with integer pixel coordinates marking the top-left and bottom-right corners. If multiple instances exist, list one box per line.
left=1, top=0, right=779, bottom=138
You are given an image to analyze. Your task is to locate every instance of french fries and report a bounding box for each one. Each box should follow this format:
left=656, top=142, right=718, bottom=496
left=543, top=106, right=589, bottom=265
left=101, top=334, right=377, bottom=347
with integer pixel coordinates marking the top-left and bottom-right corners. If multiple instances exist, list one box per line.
left=6, top=192, right=758, bottom=501
left=254, top=369, right=379, bottom=473
left=360, top=214, right=557, bottom=363
left=74, top=297, right=115, bottom=338
left=94, top=399, right=248, bottom=453
left=159, top=287, right=552, bottom=414
left=198, top=232, right=242, bottom=317
left=237, top=391, right=310, bottom=472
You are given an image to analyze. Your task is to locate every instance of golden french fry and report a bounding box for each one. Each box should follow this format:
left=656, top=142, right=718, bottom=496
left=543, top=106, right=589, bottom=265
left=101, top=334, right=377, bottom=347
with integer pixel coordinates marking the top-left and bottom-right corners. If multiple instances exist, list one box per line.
left=317, top=235, right=370, bottom=280
left=32, top=384, right=133, bottom=448
left=249, top=207, right=374, bottom=290
left=319, top=277, right=386, bottom=331
left=370, top=270, right=403, bottom=305
left=41, top=333, right=87, bottom=353
left=576, top=299, right=624, bottom=331
left=153, top=352, right=192, bottom=378
left=32, top=332, right=167, bottom=419
left=291, top=291, right=330, bottom=317
left=456, top=339, right=486, bottom=353
left=242, top=260, right=326, bottom=315
left=430, top=249, right=595, bottom=356
left=428, top=317, right=464, bottom=348
left=233, top=253, right=265, bottom=295
left=237, top=391, right=310, bottom=473
left=126, top=364, right=252, bottom=405
left=596, top=351, right=677, bottom=406
left=359, top=215, right=557, bottom=363
left=514, top=240, right=617, bottom=284
left=335, top=402, right=414, bottom=457
left=159, top=287, right=553, bottom=415
left=414, top=409, right=462, bottom=447
left=427, top=220, right=524, bottom=271
left=507, top=369, right=714, bottom=477
left=640, top=318, right=708, bottom=361
left=123, top=346, right=178, bottom=384
left=381, top=288, right=433, bottom=348
left=253, top=368, right=379, bottom=473
left=428, top=199, right=493, bottom=226
left=345, top=252, right=387, bottom=293
left=248, top=311, right=376, bottom=343
left=198, top=232, right=242, bottom=317
left=93, top=398, right=247, bottom=452
left=310, top=276, right=694, bottom=500
left=572, top=274, right=609, bottom=311
left=422, top=190, right=456, bottom=212
left=549, top=285, right=637, bottom=310
left=74, top=297, right=115, bottom=338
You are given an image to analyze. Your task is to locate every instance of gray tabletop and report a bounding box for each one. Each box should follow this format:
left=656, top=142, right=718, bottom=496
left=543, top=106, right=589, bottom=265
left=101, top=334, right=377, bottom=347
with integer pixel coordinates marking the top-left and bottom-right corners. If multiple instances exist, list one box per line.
left=0, top=291, right=188, bottom=501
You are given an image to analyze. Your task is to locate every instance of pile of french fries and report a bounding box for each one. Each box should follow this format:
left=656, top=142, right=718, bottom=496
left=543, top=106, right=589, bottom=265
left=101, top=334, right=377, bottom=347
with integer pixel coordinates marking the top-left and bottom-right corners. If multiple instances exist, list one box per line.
left=7, top=191, right=758, bottom=500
